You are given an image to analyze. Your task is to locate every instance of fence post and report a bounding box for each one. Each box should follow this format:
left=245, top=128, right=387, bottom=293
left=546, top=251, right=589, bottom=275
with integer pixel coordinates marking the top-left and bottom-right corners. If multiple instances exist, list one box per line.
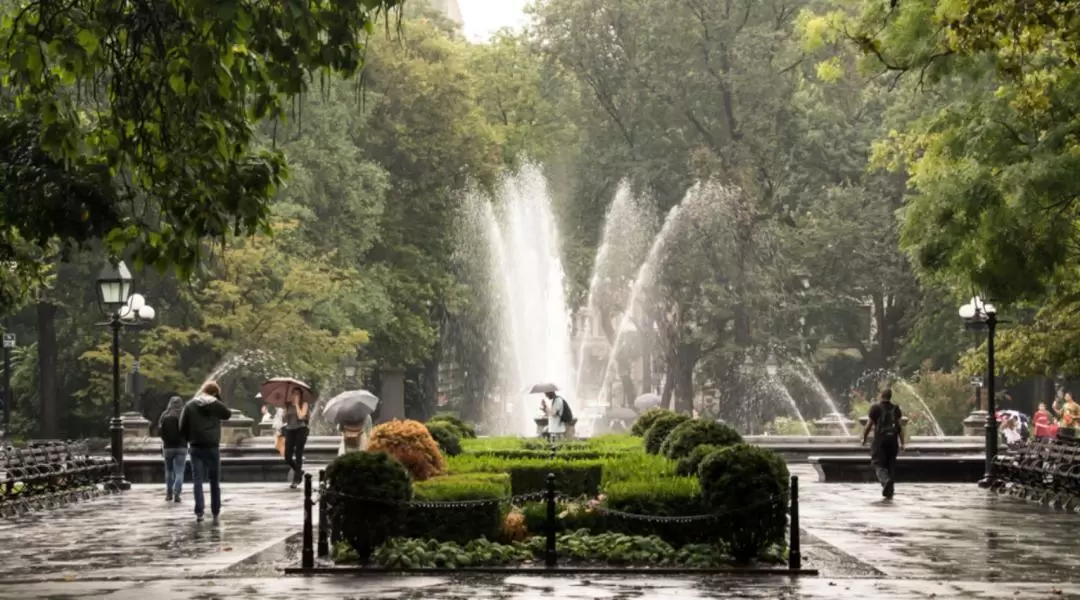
left=788, top=475, right=801, bottom=571
left=545, top=472, right=557, bottom=568
left=302, top=472, right=314, bottom=570
left=317, top=469, right=329, bottom=558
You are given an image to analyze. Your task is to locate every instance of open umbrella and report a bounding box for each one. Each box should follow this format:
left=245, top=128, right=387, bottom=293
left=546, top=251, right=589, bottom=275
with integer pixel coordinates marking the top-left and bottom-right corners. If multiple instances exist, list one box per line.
left=529, top=383, right=559, bottom=394
left=634, top=393, right=662, bottom=412
left=260, top=377, right=315, bottom=408
left=322, top=390, right=380, bottom=426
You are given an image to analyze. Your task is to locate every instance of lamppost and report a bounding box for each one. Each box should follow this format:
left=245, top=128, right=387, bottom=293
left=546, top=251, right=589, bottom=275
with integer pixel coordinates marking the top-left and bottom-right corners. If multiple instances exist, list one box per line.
left=120, top=293, right=155, bottom=414
left=96, top=261, right=133, bottom=490
left=959, top=296, right=998, bottom=486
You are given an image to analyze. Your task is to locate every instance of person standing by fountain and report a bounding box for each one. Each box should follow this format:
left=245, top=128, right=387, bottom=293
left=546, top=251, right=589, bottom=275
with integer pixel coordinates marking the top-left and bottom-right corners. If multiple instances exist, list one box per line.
left=179, top=380, right=232, bottom=523
left=282, top=388, right=311, bottom=488
left=158, top=395, right=186, bottom=503
left=861, top=388, right=904, bottom=499
left=543, top=390, right=573, bottom=441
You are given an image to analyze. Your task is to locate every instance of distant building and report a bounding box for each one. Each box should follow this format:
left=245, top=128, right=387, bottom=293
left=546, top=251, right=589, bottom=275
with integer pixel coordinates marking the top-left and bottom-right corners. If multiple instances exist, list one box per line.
left=425, top=0, right=464, bottom=26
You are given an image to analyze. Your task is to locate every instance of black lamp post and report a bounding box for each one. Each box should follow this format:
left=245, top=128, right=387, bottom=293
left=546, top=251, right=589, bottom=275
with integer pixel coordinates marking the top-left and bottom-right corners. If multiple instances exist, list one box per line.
left=119, top=293, right=155, bottom=413
left=960, top=296, right=998, bottom=486
left=97, top=261, right=133, bottom=491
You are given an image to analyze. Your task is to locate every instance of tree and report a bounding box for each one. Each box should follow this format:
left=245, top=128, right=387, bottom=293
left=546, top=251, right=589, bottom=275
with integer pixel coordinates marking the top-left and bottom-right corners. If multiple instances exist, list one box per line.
left=0, top=0, right=401, bottom=283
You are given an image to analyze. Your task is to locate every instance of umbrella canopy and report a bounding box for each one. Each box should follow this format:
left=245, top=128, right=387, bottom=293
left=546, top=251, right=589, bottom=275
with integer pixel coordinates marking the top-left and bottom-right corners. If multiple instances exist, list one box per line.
left=529, top=383, right=559, bottom=394
left=634, top=393, right=662, bottom=412
left=322, top=390, right=380, bottom=426
left=260, top=377, right=315, bottom=408
left=997, top=409, right=1030, bottom=424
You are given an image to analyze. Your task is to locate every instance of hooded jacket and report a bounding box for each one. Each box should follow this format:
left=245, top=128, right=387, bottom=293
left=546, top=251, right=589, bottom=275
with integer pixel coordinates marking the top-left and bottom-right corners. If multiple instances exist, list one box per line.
left=179, top=393, right=233, bottom=449
left=159, top=396, right=186, bottom=449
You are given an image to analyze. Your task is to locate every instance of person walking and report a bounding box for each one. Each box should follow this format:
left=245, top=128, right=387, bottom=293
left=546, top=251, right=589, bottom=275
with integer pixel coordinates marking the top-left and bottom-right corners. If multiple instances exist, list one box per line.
left=543, top=390, right=573, bottom=441
left=179, top=381, right=232, bottom=523
left=158, top=395, right=187, bottom=503
left=282, top=388, right=311, bottom=488
left=861, top=388, right=904, bottom=499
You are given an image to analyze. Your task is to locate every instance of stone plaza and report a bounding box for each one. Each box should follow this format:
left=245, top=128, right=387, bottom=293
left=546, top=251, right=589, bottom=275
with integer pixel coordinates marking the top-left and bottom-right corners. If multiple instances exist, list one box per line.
left=0, top=466, right=1077, bottom=599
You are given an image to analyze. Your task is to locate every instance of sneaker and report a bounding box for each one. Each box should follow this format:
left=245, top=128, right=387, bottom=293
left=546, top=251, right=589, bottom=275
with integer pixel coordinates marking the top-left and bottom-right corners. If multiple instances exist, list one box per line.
left=883, top=481, right=895, bottom=499
left=196, top=514, right=204, bottom=523
left=173, top=494, right=181, bottom=504
left=212, top=514, right=220, bottom=526
left=166, top=492, right=173, bottom=502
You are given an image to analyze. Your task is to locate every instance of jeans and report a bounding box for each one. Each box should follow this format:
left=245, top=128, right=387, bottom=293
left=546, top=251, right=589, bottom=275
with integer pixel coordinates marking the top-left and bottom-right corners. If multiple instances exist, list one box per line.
left=284, top=427, right=309, bottom=481
left=190, top=446, right=222, bottom=517
left=163, top=448, right=187, bottom=496
left=872, top=437, right=900, bottom=494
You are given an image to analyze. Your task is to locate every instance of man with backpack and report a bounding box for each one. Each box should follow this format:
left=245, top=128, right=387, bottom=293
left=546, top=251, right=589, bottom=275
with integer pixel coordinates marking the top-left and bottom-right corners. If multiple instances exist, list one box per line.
left=543, top=390, right=575, bottom=440
left=861, top=388, right=904, bottom=499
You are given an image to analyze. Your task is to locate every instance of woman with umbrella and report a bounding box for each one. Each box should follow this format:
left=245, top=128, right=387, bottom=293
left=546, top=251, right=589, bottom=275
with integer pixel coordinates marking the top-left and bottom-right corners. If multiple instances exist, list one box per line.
left=322, top=389, right=380, bottom=455
left=281, top=388, right=311, bottom=488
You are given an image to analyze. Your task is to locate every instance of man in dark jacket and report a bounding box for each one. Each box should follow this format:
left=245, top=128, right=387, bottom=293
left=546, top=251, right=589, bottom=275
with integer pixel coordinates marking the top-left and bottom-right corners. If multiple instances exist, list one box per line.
left=179, top=381, right=232, bottom=523
left=861, top=388, right=904, bottom=499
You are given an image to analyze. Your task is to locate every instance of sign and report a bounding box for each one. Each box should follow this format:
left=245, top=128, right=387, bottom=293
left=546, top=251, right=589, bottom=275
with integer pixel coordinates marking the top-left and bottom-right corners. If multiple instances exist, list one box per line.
left=1, top=334, right=13, bottom=349
left=970, top=376, right=983, bottom=387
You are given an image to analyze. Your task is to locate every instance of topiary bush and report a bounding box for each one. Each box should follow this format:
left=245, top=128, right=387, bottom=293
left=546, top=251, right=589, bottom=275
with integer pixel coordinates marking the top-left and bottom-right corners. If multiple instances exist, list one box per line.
left=368, top=419, right=446, bottom=481
left=661, top=418, right=743, bottom=461
left=676, top=443, right=721, bottom=477
left=643, top=413, right=691, bottom=455
left=403, top=473, right=509, bottom=544
left=428, top=413, right=477, bottom=439
left=325, top=451, right=412, bottom=564
left=425, top=422, right=463, bottom=457
left=632, top=407, right=673, bottom=437
left=698, top=444, right=790, bottom=563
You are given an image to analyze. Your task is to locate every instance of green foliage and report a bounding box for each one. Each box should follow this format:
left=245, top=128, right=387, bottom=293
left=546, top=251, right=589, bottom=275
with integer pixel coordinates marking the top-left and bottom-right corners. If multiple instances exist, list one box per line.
left=370, top=532, right=728, bottom=568
left=676, top=444, right=722, bottom=478
left=764, top=417, right=815, bottom=436
left=632, top=408, right=673, bottom=437
left=403, top=474, right=509, bottom=544
left=602, top=477, right=717, bottom=546
left=0, top=0, right=401, bottom=277
left=643, top=413, right=692, bottom=455
left=660, top=419, right=743, bottom=461
left=446, top=455, right=604, bottom=497
left=698, top=445, right=790, bottom=563
left=425, top=422, right=463, bottom=457
left=326, top=451, right=412, bottom=564
left=428, top=414, right=477, bottom=439
left=600, top=452, right=678, bottom=490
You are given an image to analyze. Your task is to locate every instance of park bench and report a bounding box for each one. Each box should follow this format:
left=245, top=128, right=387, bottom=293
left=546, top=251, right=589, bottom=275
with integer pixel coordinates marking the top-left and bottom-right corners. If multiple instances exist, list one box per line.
left=0, top=441, right=116, bottom=518
left=992, top=435, right=1080, bottom=509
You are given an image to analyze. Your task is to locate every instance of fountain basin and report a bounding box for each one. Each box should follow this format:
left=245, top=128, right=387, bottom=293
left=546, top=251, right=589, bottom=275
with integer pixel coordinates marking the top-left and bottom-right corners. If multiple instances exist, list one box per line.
left=809, top=454, right=986, bottom=484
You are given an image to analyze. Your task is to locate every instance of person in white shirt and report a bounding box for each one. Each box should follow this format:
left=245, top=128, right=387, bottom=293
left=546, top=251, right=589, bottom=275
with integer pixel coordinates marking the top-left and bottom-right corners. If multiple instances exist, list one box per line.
left=1002, top=416, right=1023, bottom=446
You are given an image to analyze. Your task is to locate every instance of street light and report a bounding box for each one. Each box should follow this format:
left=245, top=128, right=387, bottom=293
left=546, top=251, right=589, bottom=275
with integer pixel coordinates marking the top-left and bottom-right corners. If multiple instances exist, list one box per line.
left=120, top=293, right=155, bottom=414
left=97, top=260, right=133, bottom=491
left=959, top=296, right=998, bottom=486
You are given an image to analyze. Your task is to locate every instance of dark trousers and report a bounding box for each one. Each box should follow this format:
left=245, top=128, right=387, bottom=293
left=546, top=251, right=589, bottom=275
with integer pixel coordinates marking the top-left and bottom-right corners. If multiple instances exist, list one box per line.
left=872, top=437, right=900, bottom=491
left=284, top=427, right=309, bottom=479
left=190, top=446, right=221, bottom=517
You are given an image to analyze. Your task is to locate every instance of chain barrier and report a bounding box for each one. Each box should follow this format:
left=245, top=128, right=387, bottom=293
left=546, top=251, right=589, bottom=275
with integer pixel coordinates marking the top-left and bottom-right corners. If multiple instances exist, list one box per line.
left=320, top=487, right=550, bottom=509
left=586, top=494, right=787, bottom=523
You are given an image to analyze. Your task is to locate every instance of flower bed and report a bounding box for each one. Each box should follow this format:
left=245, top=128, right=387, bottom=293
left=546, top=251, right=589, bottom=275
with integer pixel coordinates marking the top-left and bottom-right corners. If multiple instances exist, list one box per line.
left=325, top=416, right=793, bottom=569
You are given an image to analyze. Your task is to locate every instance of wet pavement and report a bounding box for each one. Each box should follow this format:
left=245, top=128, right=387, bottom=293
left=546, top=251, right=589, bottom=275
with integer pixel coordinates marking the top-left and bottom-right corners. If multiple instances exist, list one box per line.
left=2, top=466, right=1080, bottom=598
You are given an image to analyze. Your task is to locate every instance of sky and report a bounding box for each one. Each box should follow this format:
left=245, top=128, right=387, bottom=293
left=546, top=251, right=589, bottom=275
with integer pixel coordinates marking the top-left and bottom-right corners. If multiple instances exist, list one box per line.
left=457, top=0, right=530, bottom=41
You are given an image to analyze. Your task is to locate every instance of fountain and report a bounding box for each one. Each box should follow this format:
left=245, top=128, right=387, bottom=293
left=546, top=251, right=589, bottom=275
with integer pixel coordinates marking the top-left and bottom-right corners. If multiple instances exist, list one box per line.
left=484, top=166, right=578, bottom=436
left=852, top=369, right=946, bottom=437
left=788, top=358, right=852, bottom=436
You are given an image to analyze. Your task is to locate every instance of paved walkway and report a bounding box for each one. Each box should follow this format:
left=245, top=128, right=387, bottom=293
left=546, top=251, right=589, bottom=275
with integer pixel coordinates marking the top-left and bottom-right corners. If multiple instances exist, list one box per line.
left=0, top=467, right=1079, bottom=598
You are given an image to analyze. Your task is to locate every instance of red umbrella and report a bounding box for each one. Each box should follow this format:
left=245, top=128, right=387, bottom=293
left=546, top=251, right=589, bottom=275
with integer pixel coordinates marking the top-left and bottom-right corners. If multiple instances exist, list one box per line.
left=260, top=377, right=315, bottom=408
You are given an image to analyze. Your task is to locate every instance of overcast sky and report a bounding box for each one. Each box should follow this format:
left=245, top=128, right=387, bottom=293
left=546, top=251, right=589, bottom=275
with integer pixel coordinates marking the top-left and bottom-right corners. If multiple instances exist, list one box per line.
left=458, top=0, right=530, bottom=41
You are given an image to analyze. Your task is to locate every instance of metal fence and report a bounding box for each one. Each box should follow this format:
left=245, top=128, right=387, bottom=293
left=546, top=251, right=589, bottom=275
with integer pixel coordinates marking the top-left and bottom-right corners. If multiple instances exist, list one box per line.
left=0, top=440, right=117, bottom=517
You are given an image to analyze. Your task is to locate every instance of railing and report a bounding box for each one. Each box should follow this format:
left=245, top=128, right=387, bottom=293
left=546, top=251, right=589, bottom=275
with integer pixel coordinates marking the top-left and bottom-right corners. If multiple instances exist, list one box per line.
left=299, top=471, right=805, bottom=572
left=0, top=441, right=117, bottom=518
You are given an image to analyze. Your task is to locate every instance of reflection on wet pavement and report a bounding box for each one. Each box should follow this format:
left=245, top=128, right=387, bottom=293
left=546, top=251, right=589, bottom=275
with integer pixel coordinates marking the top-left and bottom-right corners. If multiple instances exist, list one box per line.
left=3, top=467, right=1080, bottom=598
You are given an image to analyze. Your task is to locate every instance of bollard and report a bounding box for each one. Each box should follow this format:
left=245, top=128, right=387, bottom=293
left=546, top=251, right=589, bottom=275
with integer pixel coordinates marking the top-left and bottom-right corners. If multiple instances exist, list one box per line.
left=317, top=469, right=329, bottom=558
left=550, top=442, right=557, bottom=460
left=545, top=472, right=557, bottom=568
left=788, top=475, right=801, bottom=571
left=302, top=472, right=314, bottom=570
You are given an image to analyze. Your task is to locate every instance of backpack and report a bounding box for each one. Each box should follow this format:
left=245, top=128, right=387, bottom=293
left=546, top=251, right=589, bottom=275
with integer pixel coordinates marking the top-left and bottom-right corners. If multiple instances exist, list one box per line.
left=558, top=397, right=574, bottom=424
left=876, top=403, right=900, bottom=440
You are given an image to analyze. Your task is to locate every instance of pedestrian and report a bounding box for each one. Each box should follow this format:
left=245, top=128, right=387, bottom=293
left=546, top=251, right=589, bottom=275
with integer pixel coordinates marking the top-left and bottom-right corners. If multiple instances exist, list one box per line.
left=283, top=387, right=311, bottom=488
left=861, top=388, right=904, bottom=499
left=338, top=415, right=373, bottom=456
left=543, top=390, right=574, bottom=441
left=158, top=395, right=187, bottom=503
left=179, top=380, right=232, bottom=524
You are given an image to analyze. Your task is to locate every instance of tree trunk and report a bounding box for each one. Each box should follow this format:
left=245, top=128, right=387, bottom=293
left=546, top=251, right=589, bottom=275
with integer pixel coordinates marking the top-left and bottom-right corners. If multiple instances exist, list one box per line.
left=673, top=343, right=699, bottom=414
left=642, top=344, right=653, bottom=395
left=660, top=359, right=676, bottom=411
left=37, top=301, right=58, bottom=438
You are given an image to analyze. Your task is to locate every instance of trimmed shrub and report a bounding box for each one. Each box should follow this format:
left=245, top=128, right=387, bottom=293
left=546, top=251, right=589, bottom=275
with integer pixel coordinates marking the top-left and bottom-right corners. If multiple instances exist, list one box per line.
left=520, top=500, right=599, bottom=534
left=643, top=413, right=691, bottom=455
left=368, top=419, right=446, bottom=481
left=425, top=422, right=463, bottom=457
left=325, top=451, right=412, bottom=564
left=600, top=452, right=677, bottom=489
left=676, top=443, right=721, bottom=477
left=632, top=407, right=673, bottom=437
left=698, top=444, right=790, bottom=563
left=502, top=510, right=528, bottom=542
left=403, top=473, right=509, bottom=544
left=428, top=413, right=477, bottom=439
left=601, top=476, right=715, bottom=546
left=446, top=455, right=604, bottom=497
left=661, top=419, right=743, bottom=461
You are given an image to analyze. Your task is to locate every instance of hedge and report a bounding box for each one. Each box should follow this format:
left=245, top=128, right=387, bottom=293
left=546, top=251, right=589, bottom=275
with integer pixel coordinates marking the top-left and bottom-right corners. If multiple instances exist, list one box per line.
left=601, top=476, right=717, bottom=546
left=403, top=474, right=509, bottom=544
left=446, top=455, right=604, bottom=497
